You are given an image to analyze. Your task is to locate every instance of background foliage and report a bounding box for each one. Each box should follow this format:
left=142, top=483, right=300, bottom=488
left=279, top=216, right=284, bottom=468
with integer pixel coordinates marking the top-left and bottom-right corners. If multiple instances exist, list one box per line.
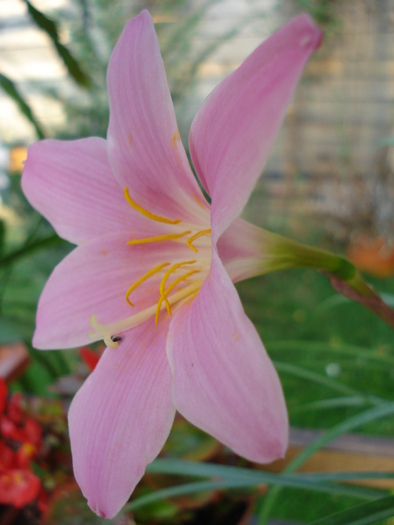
left=0, top=0, right=393, bottom=523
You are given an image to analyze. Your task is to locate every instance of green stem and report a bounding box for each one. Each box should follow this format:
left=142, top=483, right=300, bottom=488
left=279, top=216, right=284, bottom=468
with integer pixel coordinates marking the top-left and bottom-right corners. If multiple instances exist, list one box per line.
left=262, top=231, right=394, bottom=331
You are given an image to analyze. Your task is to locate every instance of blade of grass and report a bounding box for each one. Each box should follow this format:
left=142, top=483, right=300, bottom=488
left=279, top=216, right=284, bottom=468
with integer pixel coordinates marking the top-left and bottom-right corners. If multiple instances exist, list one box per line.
left=0, top=73, right=44, bottom=139
left=293, top=396, right=369, bottom=413
left=310, top=495, right=394, bottom=525
left=125, top=475, right=381, bottom=514
left=147, top=459, right=382, bottom=499
left=258, top=402, right=394, bottom=524
left=273, top=361, right=384, bottom=405
left=269, top=341, right=394, bottom=367
left=149, top=458, right=394, bottom=484
left=24, top=0, right=90, bottom=87
left=125, top=479, right=259, bottom=512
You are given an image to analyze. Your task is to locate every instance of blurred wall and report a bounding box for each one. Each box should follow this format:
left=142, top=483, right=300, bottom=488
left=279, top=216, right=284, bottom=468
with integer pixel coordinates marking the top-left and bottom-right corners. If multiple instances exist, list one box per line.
left=247, top=1, right=394, bottom=244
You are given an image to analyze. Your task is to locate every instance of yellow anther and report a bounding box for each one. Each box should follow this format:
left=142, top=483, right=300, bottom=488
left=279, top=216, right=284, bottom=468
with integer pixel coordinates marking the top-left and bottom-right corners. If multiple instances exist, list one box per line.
left=124, top=188, right=181, bottom=225
left=164, top=269, right=199, bottom=297
left=155, top=261, right=197, bottom=324
left=89, top=281, right=203, bottom=344
left=126, top=262, right=170, bottom=307
left=187, top=229, right=211, bottom=253
left=127, top=231, right=191, bottom=246
left=155, top=269, right=199, bottom=325
left=155, top=291, right=173, bottom=324
left=159, top=261, right=197, bottom=297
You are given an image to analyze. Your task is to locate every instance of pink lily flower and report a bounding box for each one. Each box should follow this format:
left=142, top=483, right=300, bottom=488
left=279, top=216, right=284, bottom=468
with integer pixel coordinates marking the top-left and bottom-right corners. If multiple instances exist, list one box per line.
left=21, top=11, right=322, bottom=518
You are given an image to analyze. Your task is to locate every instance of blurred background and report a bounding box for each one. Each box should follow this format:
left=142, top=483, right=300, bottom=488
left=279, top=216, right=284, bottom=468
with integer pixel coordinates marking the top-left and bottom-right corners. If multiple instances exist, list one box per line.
left=0, top=1, right=394, bottom=524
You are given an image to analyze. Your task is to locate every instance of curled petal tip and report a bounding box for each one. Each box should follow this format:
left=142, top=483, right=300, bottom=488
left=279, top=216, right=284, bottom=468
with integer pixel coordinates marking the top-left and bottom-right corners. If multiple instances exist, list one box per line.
left=296, top=13, right=324, bottom=51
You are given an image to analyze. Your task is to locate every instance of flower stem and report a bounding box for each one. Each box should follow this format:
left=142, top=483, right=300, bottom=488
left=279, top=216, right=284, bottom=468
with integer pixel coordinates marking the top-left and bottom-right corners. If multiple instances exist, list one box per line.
left=264, top=231, right=394, bottom=331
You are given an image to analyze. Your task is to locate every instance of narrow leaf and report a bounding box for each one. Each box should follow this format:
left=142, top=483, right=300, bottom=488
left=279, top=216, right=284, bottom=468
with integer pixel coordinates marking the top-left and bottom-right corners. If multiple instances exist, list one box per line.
left=274, top=361, right=383, bottom=404
left=125, top=476, right=380, bottom=514
left=147, top=459, right=380, bottom=499
left=24, top=0, right=90, bottom=87
left=0, top=73, right=44, bottom=139
left=258, top=402, right=394, bottom=524
left=270, top=340, right=394, bottom=368
left=310, top=495, right=394, bottom=525
left=0, top=235, right=65, bottom=268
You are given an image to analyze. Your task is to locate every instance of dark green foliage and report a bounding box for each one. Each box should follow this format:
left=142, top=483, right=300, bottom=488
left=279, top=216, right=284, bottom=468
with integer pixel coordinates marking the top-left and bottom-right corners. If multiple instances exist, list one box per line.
left=0, top=74, right=44, bottom=139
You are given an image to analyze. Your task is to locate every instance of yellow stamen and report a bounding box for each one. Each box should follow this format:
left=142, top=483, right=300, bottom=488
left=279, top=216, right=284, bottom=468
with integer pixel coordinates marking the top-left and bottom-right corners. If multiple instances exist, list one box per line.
left=159, top=260, right=197, bottom=298
left=155, top=260, right=197, bottom=324
left=89, top=280, right=203, bottom=347
left=126, top=262, right=170, bottom=307
left=155, top=297, right=165, bottom=325
left=127, top=231, right=191, bottom=246
left=124, top=188, right=181, bottom=225
left=164, top=269, right=199, bottom=297
left=187, top=229, right=211, bottom=253
left=155, top=269, right=199, bottom=325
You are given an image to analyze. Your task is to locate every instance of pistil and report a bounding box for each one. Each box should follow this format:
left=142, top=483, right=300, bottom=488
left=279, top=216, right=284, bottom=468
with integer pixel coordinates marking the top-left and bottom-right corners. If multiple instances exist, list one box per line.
left=89, top=280, right=203, bottom=348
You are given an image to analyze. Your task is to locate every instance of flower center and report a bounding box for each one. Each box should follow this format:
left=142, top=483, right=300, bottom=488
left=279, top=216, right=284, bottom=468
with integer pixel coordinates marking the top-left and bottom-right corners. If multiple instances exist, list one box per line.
left=88, top=188, right=211, bottom=348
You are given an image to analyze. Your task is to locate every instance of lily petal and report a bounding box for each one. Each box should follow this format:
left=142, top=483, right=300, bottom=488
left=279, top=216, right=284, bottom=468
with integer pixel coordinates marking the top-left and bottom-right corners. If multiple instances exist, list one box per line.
left=107, top=10, right=208, bottom=224
left=189, top=14, right=323, bottom=241
left=167, top=250, right=288, bottom=463
left=21, top=138, right=135, bottom=244
left=33, top=232, right=191, bottom=349
left=68, top=317, right=175, bottom=519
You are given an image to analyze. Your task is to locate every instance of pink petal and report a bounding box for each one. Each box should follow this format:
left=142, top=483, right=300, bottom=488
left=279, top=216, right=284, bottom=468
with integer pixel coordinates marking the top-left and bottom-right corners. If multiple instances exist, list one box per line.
left=21, top=138, right=135, bottom=244
left=166, top=250, right=288, bottom=463
left=189, top=15, right=323, bottom=241
left=107, top=10, right=209, bottom=225
left=68, top=317, right=175, bottom=519
left=33, top=232, right=191, bottom=349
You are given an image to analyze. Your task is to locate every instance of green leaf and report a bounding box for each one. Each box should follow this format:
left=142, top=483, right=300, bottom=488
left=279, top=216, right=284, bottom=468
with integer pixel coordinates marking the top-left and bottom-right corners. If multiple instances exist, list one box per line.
left=125, top=480, right=253, bottom=512
left=0, top=73, right=44, bottom=139
left=273, top=361, right=384, bottom=404
left=270, top=340, right=394, bottom=368
left=146, top=459, right=380, bottom=500
left=148, top=459, right=394, bottom=485
left=294, top=396, right=370, bottom=413
left=258, top=402, right=394, bottom=524
left=0, top=316, right=22, bottom=344
left=310, top=495, right=394, bottom=525
left=24, top=0, right=90, bottom=87
left=0, top=235, right=65, bottom=268
left=127, top=476, right=377, bottom=514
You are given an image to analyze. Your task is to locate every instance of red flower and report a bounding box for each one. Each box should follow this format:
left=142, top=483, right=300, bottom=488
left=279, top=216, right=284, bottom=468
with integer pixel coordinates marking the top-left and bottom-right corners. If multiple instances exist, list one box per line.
left=0, top=469, right=40, bottom=507
left=7, top=393, right=25, bottom=425
left=79, top=347, right=101, bottom=371
left=0, top=442, right=15, bottom=470
left=0, top=380, right=7, bottom=415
